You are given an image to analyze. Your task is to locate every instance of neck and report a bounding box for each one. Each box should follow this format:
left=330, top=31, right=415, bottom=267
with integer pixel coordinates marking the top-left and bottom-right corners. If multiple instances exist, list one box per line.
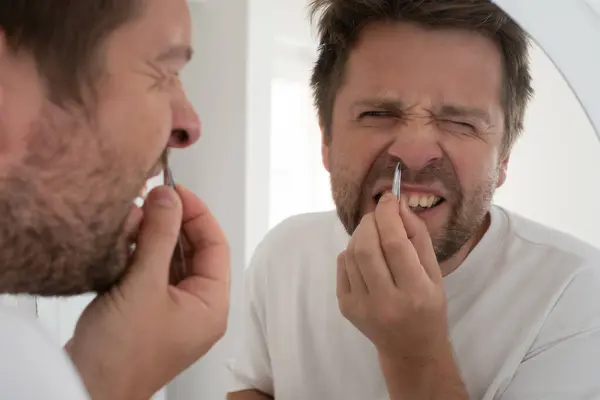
left=439, top=212, right=491, bottom=277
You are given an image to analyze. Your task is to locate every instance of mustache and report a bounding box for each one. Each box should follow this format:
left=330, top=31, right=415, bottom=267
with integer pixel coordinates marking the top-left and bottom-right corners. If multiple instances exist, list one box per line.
left=379, top=159, right=453, bottom=185
left=160, top=148, right=170, bottom=169
left=368, top=155, right=461, bottom=200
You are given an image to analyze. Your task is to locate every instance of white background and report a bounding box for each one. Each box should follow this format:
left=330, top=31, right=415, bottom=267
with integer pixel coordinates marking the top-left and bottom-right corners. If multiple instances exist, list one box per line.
left=1, top=1, right=600, bottom=399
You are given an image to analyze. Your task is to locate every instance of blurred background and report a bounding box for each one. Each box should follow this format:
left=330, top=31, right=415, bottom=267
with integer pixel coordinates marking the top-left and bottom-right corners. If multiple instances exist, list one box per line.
left=2, top=0, right=600, bottom=399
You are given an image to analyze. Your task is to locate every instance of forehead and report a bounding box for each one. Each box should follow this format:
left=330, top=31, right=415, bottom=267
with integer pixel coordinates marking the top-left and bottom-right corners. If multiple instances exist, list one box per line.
left=340, top=22, right=503, bottom=110
left=107, top=0, right=192, bottom=58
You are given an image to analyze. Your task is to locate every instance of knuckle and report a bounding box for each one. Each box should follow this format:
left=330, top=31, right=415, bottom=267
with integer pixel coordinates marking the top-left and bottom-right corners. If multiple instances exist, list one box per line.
left=353, top=243, right=376, bottom=264
left=359, top=212, right=374, bottom=225
left=375, top=305, right=400, bottom=326
left=337, top=297, right=353, bottom=319
left=215, top=316, right=228, bottom=339
left=380, top=236, right=402, bottom=253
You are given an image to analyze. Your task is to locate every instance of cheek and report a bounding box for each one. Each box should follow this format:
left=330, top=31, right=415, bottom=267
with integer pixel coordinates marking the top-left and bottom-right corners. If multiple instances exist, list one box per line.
left=449, top=145, right=501, bottom=191
left=329, top=127, right=389, bottom=179
left=98, top=94, right=172, bottom=170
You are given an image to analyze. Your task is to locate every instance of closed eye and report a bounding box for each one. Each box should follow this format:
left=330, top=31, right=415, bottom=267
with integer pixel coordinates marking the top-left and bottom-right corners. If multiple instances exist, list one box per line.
left=438, top=120, right=477, bottom=135
left=359, top=110, right=395, bottom=119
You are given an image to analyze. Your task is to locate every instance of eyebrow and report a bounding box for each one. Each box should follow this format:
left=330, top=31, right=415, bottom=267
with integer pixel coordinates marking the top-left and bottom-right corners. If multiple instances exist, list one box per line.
left=352, top=98, right=409, bottom=113
left=155, top=45, right=193, bottom=63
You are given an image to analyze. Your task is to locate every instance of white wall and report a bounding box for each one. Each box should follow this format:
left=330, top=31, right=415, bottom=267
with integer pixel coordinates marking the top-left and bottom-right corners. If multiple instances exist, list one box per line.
left=494, top=44, right=600, bottom=246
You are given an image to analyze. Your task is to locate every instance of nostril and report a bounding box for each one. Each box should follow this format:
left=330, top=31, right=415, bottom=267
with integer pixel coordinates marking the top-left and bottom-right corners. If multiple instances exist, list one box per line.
left=172, top=129, right=189, bottom=145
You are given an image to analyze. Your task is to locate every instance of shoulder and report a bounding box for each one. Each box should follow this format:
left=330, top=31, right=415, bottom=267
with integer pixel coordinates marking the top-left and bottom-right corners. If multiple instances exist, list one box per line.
left=499, top=207, right=600, bottom=327
left=250, top=210, right=342, bottom=266
left=0, top=306, right=89, bottom=398
left=245, top=210, right=344, bottom=289
left=499, top=206, right=600, bottom=269
left=261, top=211, right=341, bottom=247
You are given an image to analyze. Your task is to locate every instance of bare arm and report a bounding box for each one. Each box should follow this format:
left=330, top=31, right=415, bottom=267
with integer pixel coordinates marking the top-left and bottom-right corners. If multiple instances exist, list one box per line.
left=227, top=389, right=274, bottom=400
left=379, top=340, right=468, bottom=400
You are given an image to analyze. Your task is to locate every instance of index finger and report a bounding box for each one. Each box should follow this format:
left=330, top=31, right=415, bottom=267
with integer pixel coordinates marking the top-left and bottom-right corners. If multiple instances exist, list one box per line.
left=374, top=192, right=424, bottom=285
left=177, top=185, right=230, bottom=285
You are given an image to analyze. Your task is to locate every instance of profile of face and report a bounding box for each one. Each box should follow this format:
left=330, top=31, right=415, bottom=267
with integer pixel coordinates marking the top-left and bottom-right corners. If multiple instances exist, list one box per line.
left=0, top=0, right=200, bottom=295
left=323, top=23, right=509, bottom=264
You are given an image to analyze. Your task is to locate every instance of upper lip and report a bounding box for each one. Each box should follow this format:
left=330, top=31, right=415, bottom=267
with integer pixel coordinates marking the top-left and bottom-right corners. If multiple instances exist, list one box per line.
left=372, top=183, right=446, bottom=199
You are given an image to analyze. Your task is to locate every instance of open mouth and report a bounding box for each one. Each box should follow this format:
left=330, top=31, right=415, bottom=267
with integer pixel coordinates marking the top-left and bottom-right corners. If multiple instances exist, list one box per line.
left=374, top=192, right=445, bottom=212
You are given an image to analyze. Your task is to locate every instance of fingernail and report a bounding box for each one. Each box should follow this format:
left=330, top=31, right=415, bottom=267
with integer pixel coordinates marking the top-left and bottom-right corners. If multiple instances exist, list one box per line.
left=150, top=187, right=176, bottom=208
left=399, top=195, right=408, bottom=208
left=380, top=192, right=396, bottom=203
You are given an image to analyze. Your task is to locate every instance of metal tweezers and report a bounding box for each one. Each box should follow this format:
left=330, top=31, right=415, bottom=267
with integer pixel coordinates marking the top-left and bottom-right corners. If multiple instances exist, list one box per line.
left=392, top=162, right=402, bottom=202
left=163, top=154, right=187, bottom=284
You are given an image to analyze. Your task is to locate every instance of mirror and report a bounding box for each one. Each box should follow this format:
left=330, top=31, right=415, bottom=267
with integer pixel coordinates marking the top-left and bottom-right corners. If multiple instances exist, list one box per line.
left=229, top=1, right=600, bottom=400
left=493, top=0, right=600, bottom=139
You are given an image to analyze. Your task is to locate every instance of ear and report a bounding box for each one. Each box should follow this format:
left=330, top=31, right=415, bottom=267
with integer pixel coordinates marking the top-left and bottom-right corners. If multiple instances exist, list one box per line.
left=496, top=151, right=510, bottom=188
left=320, top=120, right=331, bottom=173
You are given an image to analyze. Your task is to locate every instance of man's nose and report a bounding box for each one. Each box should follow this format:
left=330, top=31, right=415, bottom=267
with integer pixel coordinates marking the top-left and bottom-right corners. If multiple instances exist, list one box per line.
left=387, top=120, right=442, bottom=170
left=168, top=97, right=201, bottom=148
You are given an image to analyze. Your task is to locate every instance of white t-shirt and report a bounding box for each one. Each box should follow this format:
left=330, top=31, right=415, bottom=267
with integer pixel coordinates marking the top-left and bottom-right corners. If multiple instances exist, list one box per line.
left=0, top=305, right=90, bottom=399
left=228, top=206, right=600, bottom=400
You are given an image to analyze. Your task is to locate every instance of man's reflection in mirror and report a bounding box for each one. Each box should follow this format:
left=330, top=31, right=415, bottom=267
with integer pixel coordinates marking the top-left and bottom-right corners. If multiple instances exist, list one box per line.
left=228, top=1, right=600, bottom=399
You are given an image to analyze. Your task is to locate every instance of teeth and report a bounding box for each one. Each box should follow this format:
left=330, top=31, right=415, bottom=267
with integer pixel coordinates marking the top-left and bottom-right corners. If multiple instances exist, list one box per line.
left=134, top=196, right=144, bottom=207
left=133, top=183, right=149, bottom=207
left=408, top=194, right=440, bottom=209
left=409, top=196, right=420, bottom=207
left=427, top=196, right=435, bottom=207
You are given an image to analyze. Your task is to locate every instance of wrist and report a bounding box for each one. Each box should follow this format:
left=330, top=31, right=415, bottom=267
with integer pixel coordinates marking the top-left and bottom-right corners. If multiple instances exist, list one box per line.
left=378, top=338, right=467, bottom=400
left=66, top=340, right=138, bottom=400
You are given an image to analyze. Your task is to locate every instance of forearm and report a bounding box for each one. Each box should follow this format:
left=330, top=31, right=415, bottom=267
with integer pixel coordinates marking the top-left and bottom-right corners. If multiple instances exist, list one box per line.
left=228, top=389, right=274, bottom=400
left=379, top=341, right=468, bottom=400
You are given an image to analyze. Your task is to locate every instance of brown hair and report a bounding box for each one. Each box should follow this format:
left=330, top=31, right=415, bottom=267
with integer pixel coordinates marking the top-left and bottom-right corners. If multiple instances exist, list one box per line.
left=309, top=0, right=534, bottom=149
left=0, top=0, right=141, bottom=107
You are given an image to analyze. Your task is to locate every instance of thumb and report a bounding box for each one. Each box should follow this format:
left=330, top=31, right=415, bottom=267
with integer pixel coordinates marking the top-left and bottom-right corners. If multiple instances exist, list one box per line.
left=130, top=186, right=182, bottom=284
left=399, top=196, right=442, bottom=283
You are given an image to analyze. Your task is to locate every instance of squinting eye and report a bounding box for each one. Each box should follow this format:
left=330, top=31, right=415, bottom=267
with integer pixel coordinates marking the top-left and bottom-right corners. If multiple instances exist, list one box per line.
left=358, top=110, right=399, bottom=130
left=439, top=120, right=476, bottom=135
left=359, top=111, right=394, bottom=119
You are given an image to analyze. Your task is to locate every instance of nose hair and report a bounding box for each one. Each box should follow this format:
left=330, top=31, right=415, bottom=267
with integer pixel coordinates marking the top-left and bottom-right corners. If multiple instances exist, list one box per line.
left=387, top=120, right=442, bottom=170
left=168, top=99, right=201, bottom=148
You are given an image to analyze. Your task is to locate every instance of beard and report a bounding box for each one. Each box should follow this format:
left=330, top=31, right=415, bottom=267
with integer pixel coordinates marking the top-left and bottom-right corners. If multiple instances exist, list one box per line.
left=330, top=150, right=496, bottom=263
left=0, top=107, right=148, bottom=296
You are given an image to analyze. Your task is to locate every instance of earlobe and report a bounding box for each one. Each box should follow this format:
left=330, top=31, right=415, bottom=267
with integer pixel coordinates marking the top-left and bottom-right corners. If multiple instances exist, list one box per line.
left=322, top=141, right=330, bottom=172
left=496, top=153, right=510, bottom=188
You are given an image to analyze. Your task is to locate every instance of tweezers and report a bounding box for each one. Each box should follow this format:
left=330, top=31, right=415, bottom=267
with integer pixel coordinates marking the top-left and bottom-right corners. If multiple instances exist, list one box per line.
left=392, top=162, right=401, bottom=202
left=162, top=154, right=187, bottom=284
